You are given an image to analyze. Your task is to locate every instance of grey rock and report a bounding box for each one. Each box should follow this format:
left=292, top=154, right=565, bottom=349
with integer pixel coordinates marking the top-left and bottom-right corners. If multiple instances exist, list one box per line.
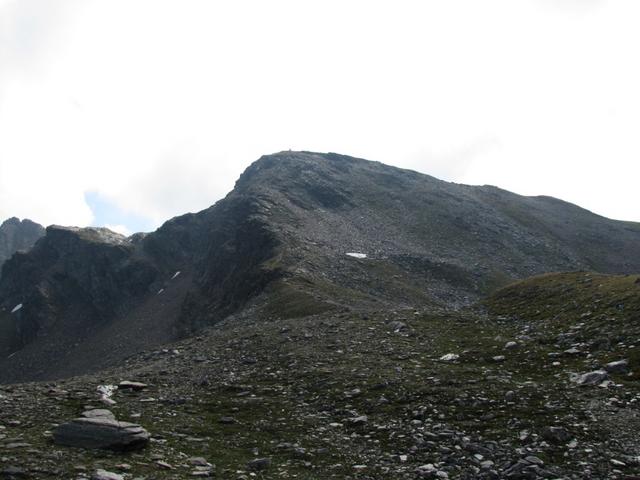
left=345, top=388, right=362, bottom=398
left=389, top=321, right=408, bottom=332
left=604, top=359, right=629, bottom=374
left=247, top=458, right=271, bottom=471
left=0, top=466, right=28, bottom=478
left=53, top=417, right=150, bottom=451
left=541, top=426, right=572, bottom=443
left=4, top=442, right=30, bottom=449
left=440, top=353, right=459, bottom=362
left=91, top=470, right=124, bottom=480
left=156, top=461, right=173, bottom=470
left=81, top=409, right=116, bottom=420
left=118, top=381, right=148, bottom=391
left=348, top=415, right=368, bottom=426
left=575, top=370, right=608, bottom=386
left=504, top=390, right=516, bottom=402
left=219, top=416, right=237, bottom=424
left=275, top=442, right=296, bottom=451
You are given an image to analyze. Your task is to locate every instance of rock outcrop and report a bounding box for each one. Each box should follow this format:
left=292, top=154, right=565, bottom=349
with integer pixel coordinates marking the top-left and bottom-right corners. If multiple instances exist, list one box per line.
left=0, top=217, right=44, bottom=272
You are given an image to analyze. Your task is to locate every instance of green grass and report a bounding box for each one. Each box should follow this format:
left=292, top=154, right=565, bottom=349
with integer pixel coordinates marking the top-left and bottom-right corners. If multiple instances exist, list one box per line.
left=486, top=271, right=640, bottom=319
left=263, top=279, right=337, bottom=319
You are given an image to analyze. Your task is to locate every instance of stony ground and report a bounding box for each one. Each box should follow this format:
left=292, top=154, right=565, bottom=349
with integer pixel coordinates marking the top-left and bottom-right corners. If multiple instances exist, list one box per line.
left=2, top=272, right=640, bottom=479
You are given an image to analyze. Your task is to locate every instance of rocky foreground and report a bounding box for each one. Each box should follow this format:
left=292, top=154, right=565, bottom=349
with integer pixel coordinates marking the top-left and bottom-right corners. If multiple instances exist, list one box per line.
left=1, top=272, right=640, bottom=479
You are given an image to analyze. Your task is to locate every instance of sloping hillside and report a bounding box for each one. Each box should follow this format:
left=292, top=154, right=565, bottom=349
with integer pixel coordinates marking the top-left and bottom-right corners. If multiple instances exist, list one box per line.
left=486, top=271, right=640, bottom=366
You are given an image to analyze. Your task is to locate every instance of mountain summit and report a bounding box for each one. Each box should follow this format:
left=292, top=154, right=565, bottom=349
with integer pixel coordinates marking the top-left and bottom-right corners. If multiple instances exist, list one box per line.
left=1, top=151, right=639, bottom=383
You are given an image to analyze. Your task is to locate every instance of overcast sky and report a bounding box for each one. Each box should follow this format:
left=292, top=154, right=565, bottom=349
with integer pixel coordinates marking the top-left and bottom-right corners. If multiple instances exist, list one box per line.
left=1, top=0, right=638, bottom=234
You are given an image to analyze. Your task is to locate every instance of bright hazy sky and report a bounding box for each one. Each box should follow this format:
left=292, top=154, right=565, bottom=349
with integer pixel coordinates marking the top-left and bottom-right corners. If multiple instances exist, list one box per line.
left=1, top=0, right=639, bottom=234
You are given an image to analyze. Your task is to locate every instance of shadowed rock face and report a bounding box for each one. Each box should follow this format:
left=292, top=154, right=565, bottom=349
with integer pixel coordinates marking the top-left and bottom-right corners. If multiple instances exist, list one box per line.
left=0, top=217, right=44, bottom=272
left=1, top=151, right=640, bottom=383
left=0, top=198, right=281, bottom=382
left=0, top=226, right=158, bottom=350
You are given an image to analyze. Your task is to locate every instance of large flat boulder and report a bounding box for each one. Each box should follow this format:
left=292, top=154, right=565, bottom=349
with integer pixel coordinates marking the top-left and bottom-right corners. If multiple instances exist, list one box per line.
left=52, top=417, right=149, bottom=451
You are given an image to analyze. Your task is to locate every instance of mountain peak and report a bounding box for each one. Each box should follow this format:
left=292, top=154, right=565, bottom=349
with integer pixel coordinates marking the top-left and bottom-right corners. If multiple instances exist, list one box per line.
left=1, top=152, right=640, bottom=383
left=1, top=216, right=21, bottom=226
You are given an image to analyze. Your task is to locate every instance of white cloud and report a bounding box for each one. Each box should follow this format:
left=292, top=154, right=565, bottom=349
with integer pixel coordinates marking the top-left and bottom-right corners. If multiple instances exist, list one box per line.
left=532, top=0, right=605, bottom=13
left=0, top=0, right=639, bottom=228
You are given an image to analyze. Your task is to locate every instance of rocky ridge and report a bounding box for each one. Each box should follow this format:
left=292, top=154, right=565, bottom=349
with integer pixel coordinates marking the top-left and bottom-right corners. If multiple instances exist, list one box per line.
left=0, top=217, right=44, bottom=272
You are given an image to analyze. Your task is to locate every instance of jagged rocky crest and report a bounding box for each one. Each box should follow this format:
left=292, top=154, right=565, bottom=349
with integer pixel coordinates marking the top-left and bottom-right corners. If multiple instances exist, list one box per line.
left=0, top=217, right=44, bottom=272
left=1, top=151, right=640, bottom=383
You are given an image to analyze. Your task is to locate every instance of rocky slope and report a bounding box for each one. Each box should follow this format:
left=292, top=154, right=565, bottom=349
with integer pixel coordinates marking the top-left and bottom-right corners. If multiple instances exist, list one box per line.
left=0, top=217, right=44, bottom=272
left=1, top=272, right=640, bottom=479
left=1, top=151, right=640, bottom=384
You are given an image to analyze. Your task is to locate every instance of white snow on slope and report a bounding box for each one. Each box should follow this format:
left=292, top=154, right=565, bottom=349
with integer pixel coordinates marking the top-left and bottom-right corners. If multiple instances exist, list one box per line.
left=97, top=384, right=117, bottom=399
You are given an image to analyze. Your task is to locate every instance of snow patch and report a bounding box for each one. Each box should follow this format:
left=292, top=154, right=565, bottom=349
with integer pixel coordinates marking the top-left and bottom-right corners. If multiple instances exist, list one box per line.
left=11, top=304, right=23, bottom=314
left=346, top=252, right=367, bottom=259
left=97, top=384, right=117, bottom=399
left=171, top=271, right=181, bottom=280
left=157, top=288, right=164, bottom=295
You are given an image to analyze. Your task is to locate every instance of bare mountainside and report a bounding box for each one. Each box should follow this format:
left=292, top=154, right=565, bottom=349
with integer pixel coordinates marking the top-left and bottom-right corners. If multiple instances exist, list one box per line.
left=1, top=151, right=639, bottom=383
left=1, top=152, right=640, bottom=479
